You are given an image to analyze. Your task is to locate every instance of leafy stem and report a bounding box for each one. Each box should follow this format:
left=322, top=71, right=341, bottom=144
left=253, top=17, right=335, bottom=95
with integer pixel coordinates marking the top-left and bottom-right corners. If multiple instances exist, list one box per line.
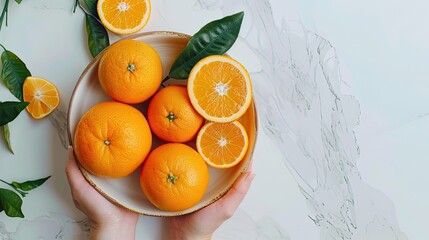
left=0, top=0, right=23, bottom=31
left=0, top=176, right=50, bottom=218
left=162, top=75, right=170, bottom=83
left=0, top=43, right=6, bottom=51
left=73, top=0, right=79, bottom=13
left=0, top=179, right=27, bottom=197
left=0, top=45, right=31, bottom=154
left=73, top=0, right=109, bottom=58
left=0, top=0, right=10, bottom=31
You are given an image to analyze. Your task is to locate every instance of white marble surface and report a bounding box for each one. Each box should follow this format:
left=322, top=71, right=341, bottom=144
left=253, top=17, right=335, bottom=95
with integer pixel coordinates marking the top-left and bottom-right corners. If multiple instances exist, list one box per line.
left=0, top=0, right=427, bottom=239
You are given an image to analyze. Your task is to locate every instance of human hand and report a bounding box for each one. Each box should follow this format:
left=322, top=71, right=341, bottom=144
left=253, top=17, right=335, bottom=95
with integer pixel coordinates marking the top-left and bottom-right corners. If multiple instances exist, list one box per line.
left=65, top=146, right=139, bottom=240
left=169, top=163, right=255, bottom=240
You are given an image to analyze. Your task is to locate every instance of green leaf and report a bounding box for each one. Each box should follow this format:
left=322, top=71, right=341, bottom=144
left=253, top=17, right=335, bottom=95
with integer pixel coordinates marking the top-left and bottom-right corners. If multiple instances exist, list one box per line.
left=168, top=11, right=244, bottom=79
left=0, top=188, right=24, bottom=218
left=11, top=176, right=51, bottom=191
left=1, top=46, right=32, bottom=101
left=15, top=0, right=22, bottom=4
left=85, top=13, right=109, bottom=58
left=83, top=0, right=98, bottom=17
left=0, top=101, right=29, bottom=126
left=0, top=202, right=3, bottom=212
left=0, top=179, right=26, bottom=197
left=1, top=124, right=14, bottom=154
left=0, top=0, right=10, bottom=31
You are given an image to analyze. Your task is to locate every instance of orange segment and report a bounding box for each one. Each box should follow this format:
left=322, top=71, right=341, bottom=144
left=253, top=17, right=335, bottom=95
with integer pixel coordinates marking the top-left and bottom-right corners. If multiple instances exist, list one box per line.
left=187, top=55, right=252, bottom=123
left=97, top=0, right=151, bottom=35
left=23, top=76, right=60, bottom=119
left=196, top=121, right=249, bottom=169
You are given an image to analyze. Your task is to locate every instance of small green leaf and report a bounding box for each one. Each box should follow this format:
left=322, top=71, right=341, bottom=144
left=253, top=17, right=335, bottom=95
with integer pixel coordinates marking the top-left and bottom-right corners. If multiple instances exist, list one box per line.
left=168, top=11, right=244, bottom=79
left=0, top=188, right=24, bottom=218
left=85, top=13, right=109, bottom=58
left=15, top=0, right=22, bottom=4
left=11, top=176, right=51, bottom=191
left=0, top=101, right=29, bottom=126
left=1, top=124, right=14, bottom=154
left=0, top=46, right=32, bottom=101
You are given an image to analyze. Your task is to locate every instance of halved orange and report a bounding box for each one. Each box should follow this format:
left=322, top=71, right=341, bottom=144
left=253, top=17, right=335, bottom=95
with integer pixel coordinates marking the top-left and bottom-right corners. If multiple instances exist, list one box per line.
left=196, top=121, right=249, bottom=169
left=23, top=76, right=60, bottom=119
left=97, top=0, right=151, bottom=35
left=187, top=55, right=252, bottom=123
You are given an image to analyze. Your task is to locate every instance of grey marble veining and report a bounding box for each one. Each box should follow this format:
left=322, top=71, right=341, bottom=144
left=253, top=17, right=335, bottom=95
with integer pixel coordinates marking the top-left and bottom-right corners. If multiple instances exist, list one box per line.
left=48, top=109, right=69, bottom=149
left=197, top=0, right=408, bottom=239
left=0, top=213, right=89, bottom=240
left=214, top=209, right=290, bottom=240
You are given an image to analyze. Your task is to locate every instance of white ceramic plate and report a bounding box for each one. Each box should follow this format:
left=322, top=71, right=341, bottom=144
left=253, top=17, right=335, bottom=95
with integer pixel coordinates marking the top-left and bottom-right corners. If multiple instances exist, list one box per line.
left=67, top=31, right=257, bottom=216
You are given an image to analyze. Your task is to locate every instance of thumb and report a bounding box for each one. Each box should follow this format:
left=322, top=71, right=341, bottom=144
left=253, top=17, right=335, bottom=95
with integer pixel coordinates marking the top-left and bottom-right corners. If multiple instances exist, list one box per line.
left=216, top=171, right=255, bottom=219
left=65, top=146, right=87, bottom=189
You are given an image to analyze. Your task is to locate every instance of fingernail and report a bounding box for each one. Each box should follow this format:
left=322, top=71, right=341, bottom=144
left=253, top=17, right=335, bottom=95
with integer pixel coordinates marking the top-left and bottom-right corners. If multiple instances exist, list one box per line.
left=68, top=145, right=73, bottom=155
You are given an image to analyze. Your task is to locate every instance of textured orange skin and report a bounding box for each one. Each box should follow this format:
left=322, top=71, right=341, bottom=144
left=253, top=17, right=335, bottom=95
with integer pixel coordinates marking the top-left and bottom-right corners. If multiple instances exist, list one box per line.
left=147, top=85, right=204, bottom=143
left=139, top=143, right=210, bottom=212
left=98, top=39, right=162, bottom=104
left=73, top=102, right=152, bottom=178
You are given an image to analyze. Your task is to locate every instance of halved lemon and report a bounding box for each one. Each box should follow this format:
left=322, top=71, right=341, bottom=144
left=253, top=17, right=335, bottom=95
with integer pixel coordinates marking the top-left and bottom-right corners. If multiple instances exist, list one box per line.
left=196, top=121, right=249, bottom=169
left=187, top=55, right=253, bottom=123
left=97, top=0, right=151, bottom=35
left=23, top=76, right=60, bottom=119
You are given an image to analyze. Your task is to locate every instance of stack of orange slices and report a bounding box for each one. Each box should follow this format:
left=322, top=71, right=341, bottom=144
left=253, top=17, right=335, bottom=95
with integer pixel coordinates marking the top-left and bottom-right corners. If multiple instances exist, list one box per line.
left=188, top=55, right=253, bottom=169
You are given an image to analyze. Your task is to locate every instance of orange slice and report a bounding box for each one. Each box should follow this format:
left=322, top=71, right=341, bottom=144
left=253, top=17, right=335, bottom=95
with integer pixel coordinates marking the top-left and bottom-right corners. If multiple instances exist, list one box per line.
left=97, top=0, right=151, bottom=35
left=196, top=121, right=249, bottom=169
left=187, top=55, right=252, bottom=123
left=23, top=76, right=60, bottom=119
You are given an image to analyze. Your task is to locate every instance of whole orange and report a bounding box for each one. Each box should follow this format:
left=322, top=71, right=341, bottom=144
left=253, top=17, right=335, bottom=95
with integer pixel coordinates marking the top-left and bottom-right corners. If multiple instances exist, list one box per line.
left=98, top=39, right=162, bottom=104
left=139, top=143, right=210, bottom=212
left=73, top=101, right=152, bottom=178
left=147, top=85, right=204, bottom=143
